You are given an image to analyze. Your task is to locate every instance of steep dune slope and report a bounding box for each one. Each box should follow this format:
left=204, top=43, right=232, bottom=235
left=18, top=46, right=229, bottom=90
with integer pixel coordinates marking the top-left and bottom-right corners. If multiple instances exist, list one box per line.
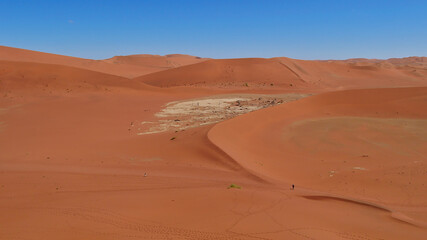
left=0, top=46, right=208, bottom=78
left=209, top=87, right=427, bottom=206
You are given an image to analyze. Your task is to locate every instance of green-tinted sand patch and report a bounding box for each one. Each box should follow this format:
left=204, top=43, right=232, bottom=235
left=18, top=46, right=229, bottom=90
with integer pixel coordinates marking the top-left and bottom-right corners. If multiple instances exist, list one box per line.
left=227, top=184, right=242, bottom=189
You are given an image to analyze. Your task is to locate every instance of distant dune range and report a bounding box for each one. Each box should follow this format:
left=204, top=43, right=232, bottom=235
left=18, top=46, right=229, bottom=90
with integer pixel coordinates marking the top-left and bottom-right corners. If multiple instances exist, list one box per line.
left=0, top=60, right=149, bottom=94
left=0, top=46, right=209, bottom=78
left=1, top=46, right=427, bottom=239
left=135, top=57, right=427, bottom=90
left=2, top=45, right=426, bottom=91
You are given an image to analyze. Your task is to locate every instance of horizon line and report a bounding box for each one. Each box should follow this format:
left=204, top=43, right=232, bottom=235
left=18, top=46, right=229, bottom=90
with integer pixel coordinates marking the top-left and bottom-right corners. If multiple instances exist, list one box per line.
left=2, top=45, right=426, bottom=62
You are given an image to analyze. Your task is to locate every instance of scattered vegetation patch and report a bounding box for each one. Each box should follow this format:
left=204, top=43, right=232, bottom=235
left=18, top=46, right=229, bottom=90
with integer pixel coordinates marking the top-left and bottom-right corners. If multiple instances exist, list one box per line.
left=228, top=184, right=242, bottom=189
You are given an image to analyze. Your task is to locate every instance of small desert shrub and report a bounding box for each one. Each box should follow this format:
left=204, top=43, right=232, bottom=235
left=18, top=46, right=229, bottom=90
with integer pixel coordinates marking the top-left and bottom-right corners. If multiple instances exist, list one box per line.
left=228, top=184, right=241, bottom=189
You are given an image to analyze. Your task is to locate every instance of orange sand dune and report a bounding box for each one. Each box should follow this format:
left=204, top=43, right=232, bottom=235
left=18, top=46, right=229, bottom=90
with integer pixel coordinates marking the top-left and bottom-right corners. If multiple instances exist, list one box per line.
left=1, top=48, right=427, bottom=239
left=136, top=57, right=427, bottom=90
left=135, top=58, right=305, bottom=88
left=0, top=61, right=151, bottom=100
left=0, top=46, right=208, bottom=78
left=209, top=87, right=427, bottom=224
left=2, top=87, right=426, bottom=239
left=275, top=57, right=427, bottom=89
left=104, top=54, right=209, bottom=68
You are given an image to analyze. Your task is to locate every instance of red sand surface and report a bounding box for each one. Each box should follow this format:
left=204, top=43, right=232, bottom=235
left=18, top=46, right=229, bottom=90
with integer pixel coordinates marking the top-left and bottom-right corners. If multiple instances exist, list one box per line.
left=1, top=47, right=427, bottom=239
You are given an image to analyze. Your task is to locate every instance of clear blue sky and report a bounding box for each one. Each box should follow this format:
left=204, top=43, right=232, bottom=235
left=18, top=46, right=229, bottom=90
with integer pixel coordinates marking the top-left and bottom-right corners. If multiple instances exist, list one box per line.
left=1, top=0, right=426, bottom=60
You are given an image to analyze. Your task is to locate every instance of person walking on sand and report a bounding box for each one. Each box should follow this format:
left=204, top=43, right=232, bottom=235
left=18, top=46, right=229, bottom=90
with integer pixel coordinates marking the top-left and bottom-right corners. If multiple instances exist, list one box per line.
left=291, top=184, right=295, bottom=190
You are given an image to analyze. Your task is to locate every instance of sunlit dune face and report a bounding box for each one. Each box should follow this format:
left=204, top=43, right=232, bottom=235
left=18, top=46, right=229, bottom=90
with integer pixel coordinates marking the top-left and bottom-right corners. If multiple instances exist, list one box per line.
left=280, top=117, right=427, bottom=205
left=282, top=117, right=427, bottom=159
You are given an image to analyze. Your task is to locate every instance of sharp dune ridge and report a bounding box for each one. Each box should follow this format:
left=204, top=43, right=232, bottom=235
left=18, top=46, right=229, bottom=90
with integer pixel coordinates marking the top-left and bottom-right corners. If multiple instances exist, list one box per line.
left=135, top=56, right=427, bottom=90
left=301, top=194, right=427, bottom=228
left=1, top=46, right=427, bottom=239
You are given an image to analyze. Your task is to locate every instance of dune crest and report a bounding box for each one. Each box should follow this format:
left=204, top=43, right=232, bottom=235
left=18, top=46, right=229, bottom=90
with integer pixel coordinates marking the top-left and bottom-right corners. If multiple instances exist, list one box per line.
left=136, top=57, right=427, bottom=90
left=0, top=46, right=208, bottom=78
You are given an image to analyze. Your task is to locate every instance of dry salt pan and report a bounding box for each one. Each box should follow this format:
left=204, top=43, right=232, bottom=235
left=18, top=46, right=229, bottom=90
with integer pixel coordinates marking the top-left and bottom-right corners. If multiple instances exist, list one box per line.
left=137, top=94, right=308, bottom=135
